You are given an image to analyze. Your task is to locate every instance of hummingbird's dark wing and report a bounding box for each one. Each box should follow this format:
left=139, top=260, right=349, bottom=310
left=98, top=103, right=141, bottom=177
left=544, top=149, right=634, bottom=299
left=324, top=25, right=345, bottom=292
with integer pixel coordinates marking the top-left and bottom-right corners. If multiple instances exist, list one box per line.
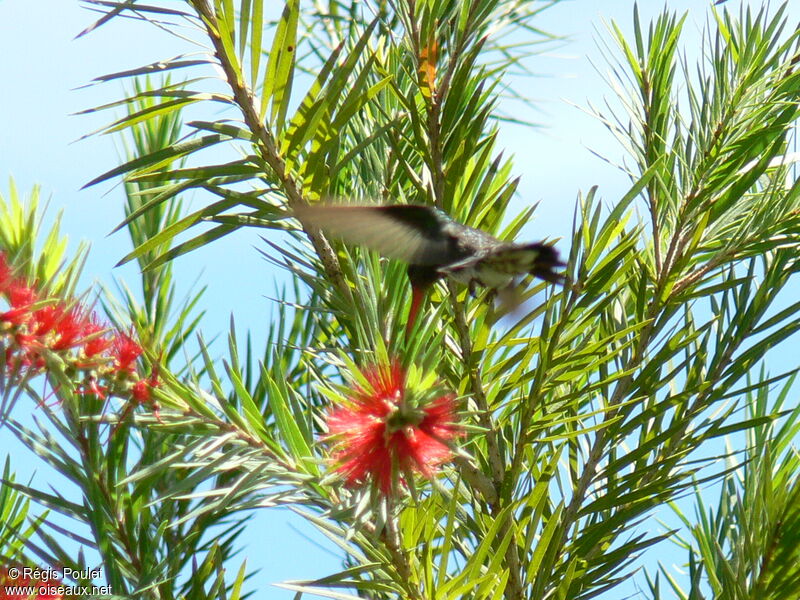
left=293, top=204, right=460, bottom=266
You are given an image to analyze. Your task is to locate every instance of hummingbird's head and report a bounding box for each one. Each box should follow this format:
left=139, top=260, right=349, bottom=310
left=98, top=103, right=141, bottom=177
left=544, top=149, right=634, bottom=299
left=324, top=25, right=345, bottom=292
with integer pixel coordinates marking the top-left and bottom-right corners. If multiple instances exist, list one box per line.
left=406, top=265, right=442, bottom=290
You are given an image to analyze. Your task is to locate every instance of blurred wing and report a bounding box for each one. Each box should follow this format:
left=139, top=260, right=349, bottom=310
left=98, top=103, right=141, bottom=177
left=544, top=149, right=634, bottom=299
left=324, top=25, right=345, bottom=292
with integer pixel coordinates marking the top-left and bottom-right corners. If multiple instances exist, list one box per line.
left=293, top=204, right=454, bottom=265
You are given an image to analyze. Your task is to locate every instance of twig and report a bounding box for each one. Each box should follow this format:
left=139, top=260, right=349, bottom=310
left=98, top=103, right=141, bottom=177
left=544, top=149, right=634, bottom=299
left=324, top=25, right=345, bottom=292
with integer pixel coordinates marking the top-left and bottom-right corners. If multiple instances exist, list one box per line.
left=190, top=0, right=349, bottom=298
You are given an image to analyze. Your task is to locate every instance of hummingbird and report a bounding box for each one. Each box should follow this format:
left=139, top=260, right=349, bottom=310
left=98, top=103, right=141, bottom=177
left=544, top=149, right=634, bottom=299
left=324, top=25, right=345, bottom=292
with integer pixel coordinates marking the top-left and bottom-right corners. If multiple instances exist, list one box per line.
left=293, top=204, right=565, bottom=332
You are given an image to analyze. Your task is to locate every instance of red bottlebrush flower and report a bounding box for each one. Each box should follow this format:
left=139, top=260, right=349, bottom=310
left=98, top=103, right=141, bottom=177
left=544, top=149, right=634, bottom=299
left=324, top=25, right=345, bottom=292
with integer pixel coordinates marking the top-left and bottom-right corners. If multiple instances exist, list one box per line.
left=81, top=315, right=112, bottom=358
left=30, top=304, right=67, bottom=336
left=0, top=565, right=62, bottom=600
left=34, top=586, right=63, bottom=600
left=110, top=332, right=142, bottom=373
left=1, top=279, right=38, bottom=326
left=131, top=361, right=161, bottom=407
left=28, top=303, right=75, bottom=336
left=0, top=565, right=29, bottom=600
left=8, top=333, right=45, bottom=371
left=13, top=332, right=39, bottom=351
left=0, top=252, right=13, bottom=293
left=7, top=280, right=37, bottom=308
left=325, top=362, right=460, bottom=495
left=0, top=306, right=30, bottom=326
left=131, top=378, right=152, bottom=404
left=32, top=580, right=63, bottom=600
left=50, top=307, right=89, bottom=352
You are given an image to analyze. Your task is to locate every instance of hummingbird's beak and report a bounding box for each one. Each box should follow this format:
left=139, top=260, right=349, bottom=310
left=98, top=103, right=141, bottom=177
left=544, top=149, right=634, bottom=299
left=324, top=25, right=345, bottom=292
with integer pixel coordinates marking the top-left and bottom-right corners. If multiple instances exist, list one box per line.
left=405, top=265, right=441, bottom=336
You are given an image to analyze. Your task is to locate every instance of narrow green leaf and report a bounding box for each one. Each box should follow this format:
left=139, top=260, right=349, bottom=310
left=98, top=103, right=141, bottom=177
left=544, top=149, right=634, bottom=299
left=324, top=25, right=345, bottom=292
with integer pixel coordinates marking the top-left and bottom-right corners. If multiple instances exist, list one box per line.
left=115, top=197, right=241, bottom=266
left=90, top=56, right=210, bottom=83
left=83, top=134, right=229, bottom=188
left=262, top=365, right=314, bottom=471
left=262, top=0, right=299, bottom=128
left=144, top=223, right=238, bottom=269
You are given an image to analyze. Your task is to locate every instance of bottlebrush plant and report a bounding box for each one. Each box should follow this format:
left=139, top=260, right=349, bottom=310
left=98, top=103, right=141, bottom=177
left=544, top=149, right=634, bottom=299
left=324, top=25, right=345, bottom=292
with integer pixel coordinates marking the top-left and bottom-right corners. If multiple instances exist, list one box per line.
left=2, top=2, right=800, bottom=600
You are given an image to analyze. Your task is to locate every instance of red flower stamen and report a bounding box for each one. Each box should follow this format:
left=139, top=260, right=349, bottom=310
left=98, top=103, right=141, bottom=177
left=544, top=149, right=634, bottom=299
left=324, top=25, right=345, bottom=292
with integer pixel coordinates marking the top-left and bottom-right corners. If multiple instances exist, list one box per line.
left=131, top=378, right=152, bottom=404
left=30, top=304, right=66, bottom=336
left=77, top=377, right=108, bottom=400
left=50, top=307, right=89, bottom=351
left=1, top=279, right=38, bottom=326
left=8, top=279, right=37, bottom=307
left=0, top=252, right=14, bottom=293
left=0, top=565, right=63, bottom=600
left=110, top=332, right=143, bottom=373
left=82, top=315, right=112, bottom=358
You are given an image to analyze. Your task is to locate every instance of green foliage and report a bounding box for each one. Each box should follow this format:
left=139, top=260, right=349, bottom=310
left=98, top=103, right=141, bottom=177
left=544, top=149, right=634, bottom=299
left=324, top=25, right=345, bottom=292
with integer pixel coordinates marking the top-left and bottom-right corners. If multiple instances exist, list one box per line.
left=0, top=458, right=39, bottom=563
left=650, top=373, right=800, bottom=600
left=2, top=1, right=800, bottom=600
left=0, top=181, right=87, bottom=300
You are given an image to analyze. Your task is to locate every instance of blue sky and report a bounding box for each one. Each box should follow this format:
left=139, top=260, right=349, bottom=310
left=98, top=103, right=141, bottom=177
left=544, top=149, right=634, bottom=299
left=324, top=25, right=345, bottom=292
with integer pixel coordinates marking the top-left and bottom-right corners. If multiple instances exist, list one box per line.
left=2, top=1, right=799, bottom=598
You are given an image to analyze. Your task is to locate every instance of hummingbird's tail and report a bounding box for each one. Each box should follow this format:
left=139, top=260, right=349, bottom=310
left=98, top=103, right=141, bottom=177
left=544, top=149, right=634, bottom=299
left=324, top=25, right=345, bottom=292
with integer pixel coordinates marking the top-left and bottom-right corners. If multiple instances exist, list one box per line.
left=523, top=243, right=566, bottom=284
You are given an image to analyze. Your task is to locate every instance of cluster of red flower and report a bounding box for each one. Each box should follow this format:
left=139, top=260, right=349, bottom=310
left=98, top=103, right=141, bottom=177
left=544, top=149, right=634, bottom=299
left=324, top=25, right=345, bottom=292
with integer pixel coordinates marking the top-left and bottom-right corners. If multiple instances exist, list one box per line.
left=325, top=362, right=461, bottom=496
left=0, top=566, right=61, bottom=600
left=0, top=252, right=157, bottom=408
